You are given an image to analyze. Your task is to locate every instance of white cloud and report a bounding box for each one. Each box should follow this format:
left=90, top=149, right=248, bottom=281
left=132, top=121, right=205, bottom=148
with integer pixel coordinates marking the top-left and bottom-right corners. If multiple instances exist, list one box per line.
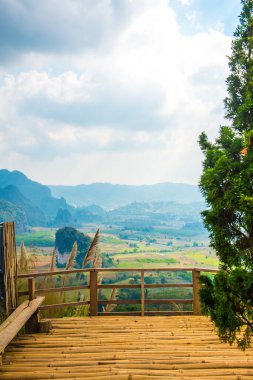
left=0, top=71, right=94, bottom=103
left=0, top=0, right=234, bottom=185
left=176, top=0, right=193, bottom=5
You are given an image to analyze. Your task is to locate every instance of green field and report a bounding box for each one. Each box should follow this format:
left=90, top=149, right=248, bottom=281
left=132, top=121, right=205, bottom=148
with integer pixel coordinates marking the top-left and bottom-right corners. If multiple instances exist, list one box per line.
left=16, top=226, right=217, bottom=272
left=16, top=229, right=55, bottom=247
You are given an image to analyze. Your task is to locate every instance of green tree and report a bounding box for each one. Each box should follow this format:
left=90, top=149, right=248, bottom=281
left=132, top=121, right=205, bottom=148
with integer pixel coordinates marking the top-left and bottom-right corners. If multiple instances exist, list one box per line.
left=199, top=0, right=253, bottom=350
left=55, top=227, right=91, bottom=268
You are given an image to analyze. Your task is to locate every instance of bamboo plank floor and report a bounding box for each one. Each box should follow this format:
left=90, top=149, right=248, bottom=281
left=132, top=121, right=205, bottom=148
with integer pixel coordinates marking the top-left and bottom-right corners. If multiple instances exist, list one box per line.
left=1, top=316, right=253, bottom=379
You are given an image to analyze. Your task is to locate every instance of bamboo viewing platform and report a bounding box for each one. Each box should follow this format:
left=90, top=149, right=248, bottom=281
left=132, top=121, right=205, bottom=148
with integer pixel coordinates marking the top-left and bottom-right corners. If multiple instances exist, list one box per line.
left=1, top=315, right=253, bottom=379
left=1, top=266, right=253, bottom=379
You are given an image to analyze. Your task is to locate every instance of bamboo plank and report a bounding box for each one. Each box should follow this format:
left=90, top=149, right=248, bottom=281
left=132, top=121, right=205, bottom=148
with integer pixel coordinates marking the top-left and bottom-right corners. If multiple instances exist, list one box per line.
left=0, top=301, right=29, bottom=333
left=1, top=368, right=253, bottom=378
left=0, top=297, right=45, bottom=354
left=98, top=311, right=193, bottom=316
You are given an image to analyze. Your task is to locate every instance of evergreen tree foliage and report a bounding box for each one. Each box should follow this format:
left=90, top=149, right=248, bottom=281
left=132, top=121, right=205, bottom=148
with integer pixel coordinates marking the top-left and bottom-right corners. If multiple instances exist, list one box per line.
left=199, top=0, right=253, bottom=350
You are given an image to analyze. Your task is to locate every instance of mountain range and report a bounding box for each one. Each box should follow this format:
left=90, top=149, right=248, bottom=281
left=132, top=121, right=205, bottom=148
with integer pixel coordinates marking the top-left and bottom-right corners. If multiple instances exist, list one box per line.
left=50, top=182, right=202, bottom=209
left=0, top=169, right=204, bottom=234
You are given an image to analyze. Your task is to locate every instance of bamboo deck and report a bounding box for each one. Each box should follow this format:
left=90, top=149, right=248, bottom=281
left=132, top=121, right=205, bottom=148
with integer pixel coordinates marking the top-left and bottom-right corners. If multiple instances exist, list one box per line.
left=1, top=316, right=253, bottom=379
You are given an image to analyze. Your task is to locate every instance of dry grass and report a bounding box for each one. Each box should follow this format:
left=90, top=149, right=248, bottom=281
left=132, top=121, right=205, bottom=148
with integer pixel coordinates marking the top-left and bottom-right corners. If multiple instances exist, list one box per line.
left=65, top=242, right=77, bottom=271
left=18, top=241, right=37, bottom=274
left=103, top=287, right=118, bottom=313
left=82, top=229, right=100, bottom=268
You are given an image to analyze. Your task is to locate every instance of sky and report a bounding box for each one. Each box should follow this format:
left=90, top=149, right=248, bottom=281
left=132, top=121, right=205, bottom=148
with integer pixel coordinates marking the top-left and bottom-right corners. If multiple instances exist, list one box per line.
left=0, top=0, right=242, bottom=186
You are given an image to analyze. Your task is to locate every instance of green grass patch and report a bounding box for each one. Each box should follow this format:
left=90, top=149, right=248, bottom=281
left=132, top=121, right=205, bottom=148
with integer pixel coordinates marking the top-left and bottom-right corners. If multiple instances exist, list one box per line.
left=16, top=230, right=55, bottom=247
left=184, top=251, right=219, bottom=266
left=135, top=257, right=178, bottom=264
left=114, top=255, right=179, bottom=268
left=100, top=235, right=123, bottom=244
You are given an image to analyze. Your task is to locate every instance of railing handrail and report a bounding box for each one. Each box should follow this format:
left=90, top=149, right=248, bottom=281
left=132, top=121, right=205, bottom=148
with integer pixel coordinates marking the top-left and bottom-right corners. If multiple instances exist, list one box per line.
left=17, top=267, right=218, bottom=278
left=17, top=267, right=218, bottom=317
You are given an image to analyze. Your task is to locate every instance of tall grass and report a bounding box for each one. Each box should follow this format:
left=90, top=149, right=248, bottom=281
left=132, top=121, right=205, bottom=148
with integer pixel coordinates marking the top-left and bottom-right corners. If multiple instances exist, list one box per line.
left=103, top=288, right=118, bottom=313
left=82, top=229, right=100, bottom=268
left=17, top=242, right=38, bottom=304
left=41, top=230, right=102, bottom=318
left=65, top=242, right=77, bottom=271
left=18, top=241, right=37, bottom=274
left=62, top=242, right=77, bottom=288
left=19, top=230, right=118, bottom=318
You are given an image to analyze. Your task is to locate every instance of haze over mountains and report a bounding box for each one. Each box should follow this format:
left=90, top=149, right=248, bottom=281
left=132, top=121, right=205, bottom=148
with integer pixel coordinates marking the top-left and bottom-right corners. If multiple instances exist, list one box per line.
left=0, top=169, right=205, bottom=235
left=50, top=182, right=202, bottom=209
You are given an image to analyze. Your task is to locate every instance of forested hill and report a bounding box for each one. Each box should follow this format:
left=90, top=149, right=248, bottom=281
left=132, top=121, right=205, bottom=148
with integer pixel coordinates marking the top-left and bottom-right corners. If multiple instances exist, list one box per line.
left=0, top=169, right=50, bottom=205
left=0, top=170, right=70, bottom=230
left=50, top=182, right=202, bottom=209
left=0, top=170, right=69, bottom=218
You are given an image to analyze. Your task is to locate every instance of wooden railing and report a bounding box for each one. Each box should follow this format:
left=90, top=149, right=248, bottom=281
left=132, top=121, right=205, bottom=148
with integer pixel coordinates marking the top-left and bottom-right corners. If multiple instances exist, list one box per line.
left=17, top=268, right=217, bottom=317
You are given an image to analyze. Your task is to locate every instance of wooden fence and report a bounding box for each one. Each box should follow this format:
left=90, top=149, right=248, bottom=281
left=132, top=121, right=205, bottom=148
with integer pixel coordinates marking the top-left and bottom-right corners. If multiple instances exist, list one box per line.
left=17, top=267, right=217, bottom=317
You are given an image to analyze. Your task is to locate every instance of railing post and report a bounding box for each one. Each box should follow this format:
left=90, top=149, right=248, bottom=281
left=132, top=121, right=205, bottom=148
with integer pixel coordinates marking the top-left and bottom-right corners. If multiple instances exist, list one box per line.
left=141, top=270, right=145, bottom=316
left=28, top=277, right=35, bottom=301
left=0, top=222, right=18, bottom=317
left=26, top=277, right=39, bottom=332
left=90, top=270, right=98, bottom=316
left=192, top=269, right=201, bottom=315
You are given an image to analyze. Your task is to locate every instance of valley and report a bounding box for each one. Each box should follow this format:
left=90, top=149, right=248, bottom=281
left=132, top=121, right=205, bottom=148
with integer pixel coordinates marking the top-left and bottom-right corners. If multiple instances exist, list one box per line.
left=16, top=224, right=216, bottom=272
left=1, top=169, right=216, bottom=316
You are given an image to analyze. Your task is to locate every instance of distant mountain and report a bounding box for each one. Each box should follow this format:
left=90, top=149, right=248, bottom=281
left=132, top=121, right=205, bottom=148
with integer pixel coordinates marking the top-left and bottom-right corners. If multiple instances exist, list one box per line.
left=0, top=170, right=205, bottom=236
left=0, top=185, right=46, bottom=226
left=73, top=205, right=108, bottom=224
left=66, top=201, right=205, bottom=232
left=0, top=170, right=70, bottom=220
left=106, top=201, right=205, bottom=231
left=109, top=201, right=204, bottom=222
left=0, top=169, right=50, bottom=206
left=50, top=182, right=202, bottom=209
left=0, top=199, right=27, bottom=232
